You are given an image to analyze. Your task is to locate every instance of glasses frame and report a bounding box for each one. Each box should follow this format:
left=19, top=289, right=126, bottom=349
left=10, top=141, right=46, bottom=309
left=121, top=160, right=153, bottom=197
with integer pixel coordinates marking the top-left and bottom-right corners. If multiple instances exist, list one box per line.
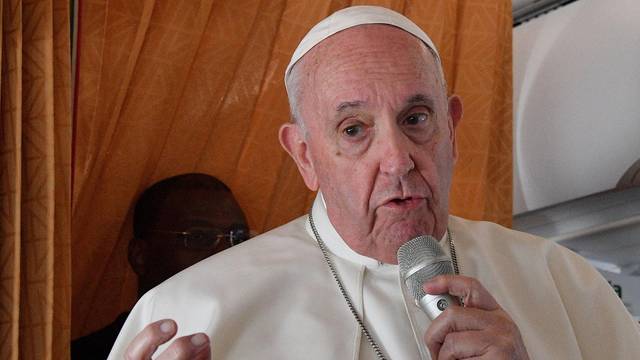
left=145, top=225, right=250, bottom=250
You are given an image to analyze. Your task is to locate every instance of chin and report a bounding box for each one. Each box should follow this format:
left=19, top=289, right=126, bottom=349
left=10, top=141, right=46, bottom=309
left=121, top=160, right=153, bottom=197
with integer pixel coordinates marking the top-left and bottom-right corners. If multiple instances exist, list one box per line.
left=368, top=220, right=435, bottom=262
left=393, top=221, right=432, bottom=242
left=380, top=228, right=424, bottom=259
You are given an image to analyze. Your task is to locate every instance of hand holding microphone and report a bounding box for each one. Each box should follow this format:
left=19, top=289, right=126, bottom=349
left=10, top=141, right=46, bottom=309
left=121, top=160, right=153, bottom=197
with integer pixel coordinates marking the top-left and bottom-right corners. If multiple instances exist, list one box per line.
left=398, top=236, right=530, bottom=360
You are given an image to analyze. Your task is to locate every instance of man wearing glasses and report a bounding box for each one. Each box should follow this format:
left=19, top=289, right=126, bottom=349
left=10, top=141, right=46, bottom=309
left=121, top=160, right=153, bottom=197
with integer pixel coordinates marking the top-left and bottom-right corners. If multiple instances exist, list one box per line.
left=72, top=173, right=249, bottom=359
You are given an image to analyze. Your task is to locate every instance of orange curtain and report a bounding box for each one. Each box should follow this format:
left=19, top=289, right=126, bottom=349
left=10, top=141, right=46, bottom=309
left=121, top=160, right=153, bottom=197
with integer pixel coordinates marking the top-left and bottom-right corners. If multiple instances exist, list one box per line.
left=1, top=0, right=72, bottom=359
left=72, top=0, right=512, bottom=339
left=430, top=0, right=513, bottom=226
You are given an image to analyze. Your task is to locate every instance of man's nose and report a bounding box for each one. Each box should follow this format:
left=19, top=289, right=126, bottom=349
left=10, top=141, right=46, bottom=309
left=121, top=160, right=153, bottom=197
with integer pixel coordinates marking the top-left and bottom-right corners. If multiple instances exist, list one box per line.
left=378, top=128, right=415, bottom=176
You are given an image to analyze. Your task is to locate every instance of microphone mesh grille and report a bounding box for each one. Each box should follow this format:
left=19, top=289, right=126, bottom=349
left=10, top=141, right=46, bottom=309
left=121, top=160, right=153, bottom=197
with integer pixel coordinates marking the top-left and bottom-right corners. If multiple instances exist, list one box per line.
left=397, top=235, right=454, bottom=301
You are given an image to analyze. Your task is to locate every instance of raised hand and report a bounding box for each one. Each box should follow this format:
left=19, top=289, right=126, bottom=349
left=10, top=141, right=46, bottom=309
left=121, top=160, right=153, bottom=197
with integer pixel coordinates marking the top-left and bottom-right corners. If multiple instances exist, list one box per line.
left=124, top=319, right=211, bottom=360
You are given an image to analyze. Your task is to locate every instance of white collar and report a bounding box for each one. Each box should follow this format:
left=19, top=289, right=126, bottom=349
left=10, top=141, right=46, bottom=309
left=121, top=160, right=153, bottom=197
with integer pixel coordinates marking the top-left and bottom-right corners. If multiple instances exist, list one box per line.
left=305, top=193, right=447, bottom=270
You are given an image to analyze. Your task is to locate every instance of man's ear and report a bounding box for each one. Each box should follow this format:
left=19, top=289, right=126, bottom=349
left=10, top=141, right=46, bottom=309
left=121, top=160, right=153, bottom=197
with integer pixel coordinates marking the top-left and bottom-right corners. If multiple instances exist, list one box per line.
left=447, top=95, right=463, bottom=162
left=128, top=238, right=147, bottom=276
left=279, top=122, right=319, bottom=191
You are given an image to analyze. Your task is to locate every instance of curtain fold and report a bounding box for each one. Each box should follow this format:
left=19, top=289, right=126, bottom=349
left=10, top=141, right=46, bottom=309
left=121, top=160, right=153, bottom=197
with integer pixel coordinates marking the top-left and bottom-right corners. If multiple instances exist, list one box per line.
left=1, top=0, right=71, bottom=359
left=72, top=0, right=512, bottom=340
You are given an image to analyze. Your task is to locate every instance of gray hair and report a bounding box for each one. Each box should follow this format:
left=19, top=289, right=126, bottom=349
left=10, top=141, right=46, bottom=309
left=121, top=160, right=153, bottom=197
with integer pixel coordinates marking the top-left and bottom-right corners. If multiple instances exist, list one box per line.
left=285, top=61, right=307, bottom=131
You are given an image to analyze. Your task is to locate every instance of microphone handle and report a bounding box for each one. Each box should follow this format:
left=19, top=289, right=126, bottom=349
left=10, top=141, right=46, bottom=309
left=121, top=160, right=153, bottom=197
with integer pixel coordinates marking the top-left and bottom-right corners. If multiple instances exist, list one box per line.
left=418, top=293, right=459, bottom=320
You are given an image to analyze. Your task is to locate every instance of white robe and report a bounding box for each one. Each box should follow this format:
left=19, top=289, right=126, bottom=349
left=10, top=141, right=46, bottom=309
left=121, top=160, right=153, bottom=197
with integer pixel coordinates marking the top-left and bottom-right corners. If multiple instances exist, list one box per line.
left=108, top=195, right=640, bottom=359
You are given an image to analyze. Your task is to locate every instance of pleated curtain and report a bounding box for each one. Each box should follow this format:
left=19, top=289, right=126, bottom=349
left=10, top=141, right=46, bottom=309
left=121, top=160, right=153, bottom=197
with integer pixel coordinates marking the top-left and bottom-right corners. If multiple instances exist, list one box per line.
left=0, top=0, right=71, bottom=358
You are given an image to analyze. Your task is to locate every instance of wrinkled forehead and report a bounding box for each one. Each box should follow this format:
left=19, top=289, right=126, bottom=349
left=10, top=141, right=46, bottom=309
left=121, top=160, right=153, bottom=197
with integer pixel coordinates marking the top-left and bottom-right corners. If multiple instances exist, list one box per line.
left=290, top=25, right=445, bottom=126
left=306, top=27, right=441, bottom=102
left=284, top=5, right=441, bottom=96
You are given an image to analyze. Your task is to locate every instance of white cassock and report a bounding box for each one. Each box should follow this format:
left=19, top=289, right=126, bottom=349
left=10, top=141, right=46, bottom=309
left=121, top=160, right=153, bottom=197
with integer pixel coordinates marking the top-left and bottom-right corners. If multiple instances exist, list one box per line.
left=108, top=194, right=640, bottom=359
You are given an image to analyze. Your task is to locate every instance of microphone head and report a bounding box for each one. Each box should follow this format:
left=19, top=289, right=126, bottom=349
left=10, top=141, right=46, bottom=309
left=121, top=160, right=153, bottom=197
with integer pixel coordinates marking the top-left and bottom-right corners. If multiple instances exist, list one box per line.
left=397, top=235, right=454, bottom=302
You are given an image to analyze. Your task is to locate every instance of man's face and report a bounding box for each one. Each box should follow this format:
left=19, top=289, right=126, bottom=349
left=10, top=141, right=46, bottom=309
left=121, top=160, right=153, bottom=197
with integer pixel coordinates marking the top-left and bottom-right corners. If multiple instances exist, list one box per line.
left=286, top=25, right=461, bottom=264
left=141, top=188, right=248, bottom=287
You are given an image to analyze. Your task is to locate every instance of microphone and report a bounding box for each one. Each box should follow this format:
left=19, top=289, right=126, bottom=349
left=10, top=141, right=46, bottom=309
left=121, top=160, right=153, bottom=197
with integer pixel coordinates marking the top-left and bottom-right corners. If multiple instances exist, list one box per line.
left=397, top=235, right=458, bottom=319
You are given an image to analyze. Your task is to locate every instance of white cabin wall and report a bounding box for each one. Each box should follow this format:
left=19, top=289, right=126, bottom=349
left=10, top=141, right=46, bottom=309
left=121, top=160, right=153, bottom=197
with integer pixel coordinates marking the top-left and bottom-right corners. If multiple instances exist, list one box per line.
left=513, top=0, right=640, bottom=214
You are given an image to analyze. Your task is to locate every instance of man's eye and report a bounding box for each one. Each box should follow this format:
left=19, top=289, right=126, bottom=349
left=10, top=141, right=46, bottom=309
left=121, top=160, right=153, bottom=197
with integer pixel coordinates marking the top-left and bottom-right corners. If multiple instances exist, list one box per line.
left=405, top=113, right=428, bottom=125
left=343, top=124, right=363, bottom=137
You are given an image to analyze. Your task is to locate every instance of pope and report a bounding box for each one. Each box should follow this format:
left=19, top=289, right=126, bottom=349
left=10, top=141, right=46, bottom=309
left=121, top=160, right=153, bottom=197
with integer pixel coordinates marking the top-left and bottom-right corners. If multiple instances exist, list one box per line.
left=108, top=6, right=640, bottom=360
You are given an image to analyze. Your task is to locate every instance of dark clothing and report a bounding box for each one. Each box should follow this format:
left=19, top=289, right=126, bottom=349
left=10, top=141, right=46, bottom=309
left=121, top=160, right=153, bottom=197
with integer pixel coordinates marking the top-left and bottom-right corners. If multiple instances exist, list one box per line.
left=71, top=312, right=129, bottom=360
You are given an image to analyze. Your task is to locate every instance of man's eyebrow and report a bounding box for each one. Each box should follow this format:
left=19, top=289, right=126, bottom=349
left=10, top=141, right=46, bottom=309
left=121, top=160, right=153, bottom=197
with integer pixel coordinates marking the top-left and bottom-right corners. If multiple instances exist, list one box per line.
left=406, top=94, right=436, bottom=108
left=336, top=100, right=365, bottom=113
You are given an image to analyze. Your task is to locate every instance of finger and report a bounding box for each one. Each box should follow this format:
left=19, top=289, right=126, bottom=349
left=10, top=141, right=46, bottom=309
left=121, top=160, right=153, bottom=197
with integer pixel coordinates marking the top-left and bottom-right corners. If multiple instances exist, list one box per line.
left=436, top=330, right=490, bottom=360
left=155, top=333, right=211, bottom=360
left=125, top=319, right=177, bottom=359
left=423, top=275, right=499, bottom=310
left=425, top=306, right=495, bottom=356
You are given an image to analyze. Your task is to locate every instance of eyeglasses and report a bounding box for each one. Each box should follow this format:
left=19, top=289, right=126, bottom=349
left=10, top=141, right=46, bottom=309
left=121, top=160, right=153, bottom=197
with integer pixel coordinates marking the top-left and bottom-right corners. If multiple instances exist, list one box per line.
left=145, top=224, right=250, bottom=250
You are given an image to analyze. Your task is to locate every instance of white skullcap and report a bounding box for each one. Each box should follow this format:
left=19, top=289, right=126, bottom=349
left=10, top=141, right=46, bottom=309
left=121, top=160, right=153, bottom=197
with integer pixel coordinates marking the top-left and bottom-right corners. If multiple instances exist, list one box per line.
left=284, top=5, right=440, bottom=95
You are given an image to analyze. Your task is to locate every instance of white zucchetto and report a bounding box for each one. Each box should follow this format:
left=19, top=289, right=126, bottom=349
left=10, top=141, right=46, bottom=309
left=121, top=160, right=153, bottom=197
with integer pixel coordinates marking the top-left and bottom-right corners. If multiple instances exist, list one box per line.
left=284, top=5, right=441, bottom=95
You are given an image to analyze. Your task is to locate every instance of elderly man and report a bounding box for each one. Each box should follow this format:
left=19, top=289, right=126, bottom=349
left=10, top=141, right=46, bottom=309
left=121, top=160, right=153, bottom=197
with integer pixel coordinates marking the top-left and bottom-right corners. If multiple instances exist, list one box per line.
left=108, top=6, right=640, bottom=360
